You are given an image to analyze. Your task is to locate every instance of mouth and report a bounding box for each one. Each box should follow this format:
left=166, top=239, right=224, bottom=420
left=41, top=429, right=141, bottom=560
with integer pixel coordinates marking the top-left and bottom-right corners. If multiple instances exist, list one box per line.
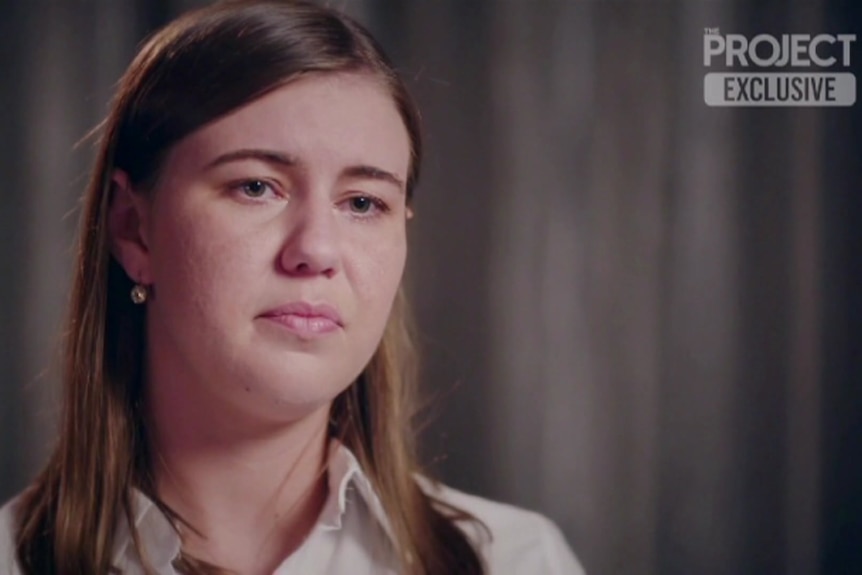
left=259, top=301, right=343, bottom=338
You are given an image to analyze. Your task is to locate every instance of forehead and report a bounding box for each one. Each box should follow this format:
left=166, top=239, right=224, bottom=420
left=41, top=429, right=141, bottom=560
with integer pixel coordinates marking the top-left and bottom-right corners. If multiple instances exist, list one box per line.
left=162, top=72, right=411, bottom=179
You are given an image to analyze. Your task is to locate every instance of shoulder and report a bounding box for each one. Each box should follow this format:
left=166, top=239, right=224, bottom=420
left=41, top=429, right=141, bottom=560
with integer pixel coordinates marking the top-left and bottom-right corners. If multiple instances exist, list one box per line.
left=425, top=481, right=586, bottom=575
left=0, top=495, right=23, bottom=575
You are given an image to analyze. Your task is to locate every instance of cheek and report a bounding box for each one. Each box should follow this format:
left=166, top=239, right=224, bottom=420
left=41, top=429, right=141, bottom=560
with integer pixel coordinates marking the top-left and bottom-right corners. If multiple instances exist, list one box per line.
left=350, top=236, right=407, bottom=310
left=149, top=205, right=257, bottom=312
left=153, top=216, right=207, bottom=294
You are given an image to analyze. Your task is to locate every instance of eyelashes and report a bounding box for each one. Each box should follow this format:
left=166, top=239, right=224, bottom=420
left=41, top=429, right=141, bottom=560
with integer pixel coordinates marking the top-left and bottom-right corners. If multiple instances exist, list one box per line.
left=235, top=179, right=278, bottom=199
left=227, top=178, right=392, bottom=219
left=346, top=195, right=390, bottom=217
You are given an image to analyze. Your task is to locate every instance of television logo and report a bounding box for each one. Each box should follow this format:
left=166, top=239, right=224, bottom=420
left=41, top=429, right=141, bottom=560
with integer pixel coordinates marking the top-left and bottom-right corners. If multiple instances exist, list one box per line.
left=703, top=29, right=856, bottom=107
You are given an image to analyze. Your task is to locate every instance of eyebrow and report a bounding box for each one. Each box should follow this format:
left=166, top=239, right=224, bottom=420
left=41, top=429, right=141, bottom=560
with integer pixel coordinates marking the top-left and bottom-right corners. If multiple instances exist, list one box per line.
left=205, top=148, right=297, bottom=170
left=205, top=148, right=405, bottom=192
left=341, top=164, right=405, bottom=192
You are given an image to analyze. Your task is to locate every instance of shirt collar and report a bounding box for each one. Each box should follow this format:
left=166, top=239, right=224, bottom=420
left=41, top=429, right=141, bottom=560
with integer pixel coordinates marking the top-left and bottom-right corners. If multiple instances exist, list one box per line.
left=112, top=490, right=182, bottom=570
left=111, top=441, right=395, bottom=569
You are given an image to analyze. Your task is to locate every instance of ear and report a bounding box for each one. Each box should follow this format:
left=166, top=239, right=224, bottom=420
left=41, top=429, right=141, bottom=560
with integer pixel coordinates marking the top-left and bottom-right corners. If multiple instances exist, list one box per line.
left=107, top=169, right=153, bottom=284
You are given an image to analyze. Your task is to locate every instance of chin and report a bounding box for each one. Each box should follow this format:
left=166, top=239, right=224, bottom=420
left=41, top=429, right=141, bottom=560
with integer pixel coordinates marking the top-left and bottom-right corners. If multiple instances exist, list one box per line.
left=230, top=364, right=355, bottom=418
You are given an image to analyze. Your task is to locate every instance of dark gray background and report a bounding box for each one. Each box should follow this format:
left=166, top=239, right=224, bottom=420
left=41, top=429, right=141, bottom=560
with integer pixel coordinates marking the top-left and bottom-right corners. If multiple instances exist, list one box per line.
left=0, top=1, right=860, bottom=574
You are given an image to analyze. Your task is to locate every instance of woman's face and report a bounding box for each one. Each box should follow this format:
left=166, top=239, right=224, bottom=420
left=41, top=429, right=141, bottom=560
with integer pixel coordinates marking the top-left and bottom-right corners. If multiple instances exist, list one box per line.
left=126, top=72, right=411, bottom=422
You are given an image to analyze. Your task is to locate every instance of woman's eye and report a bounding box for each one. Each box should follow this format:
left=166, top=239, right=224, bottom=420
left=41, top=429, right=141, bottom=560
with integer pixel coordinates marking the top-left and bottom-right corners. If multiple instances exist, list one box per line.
left=347, top=195, right=388, bottom=216
left=350, top=196, right=372, bottom=213
left=239, top=180, right=270, bottom=198
left=233, top=179, right=276, bottom=199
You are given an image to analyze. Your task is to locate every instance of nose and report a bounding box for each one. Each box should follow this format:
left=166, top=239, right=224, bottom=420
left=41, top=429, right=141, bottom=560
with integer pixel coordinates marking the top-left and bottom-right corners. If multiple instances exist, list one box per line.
left=278, top=198, right=340, bottom=278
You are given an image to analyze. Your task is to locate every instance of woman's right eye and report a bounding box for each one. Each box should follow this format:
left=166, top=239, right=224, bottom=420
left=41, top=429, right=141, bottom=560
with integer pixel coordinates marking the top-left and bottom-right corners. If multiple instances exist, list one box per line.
left=230, top=179, right=280, bottom=200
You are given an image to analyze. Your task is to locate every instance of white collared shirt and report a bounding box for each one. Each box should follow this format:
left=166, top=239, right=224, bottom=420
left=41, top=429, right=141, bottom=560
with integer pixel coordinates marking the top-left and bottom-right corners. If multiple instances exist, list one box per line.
left=0, top=444, right=585, bottom=574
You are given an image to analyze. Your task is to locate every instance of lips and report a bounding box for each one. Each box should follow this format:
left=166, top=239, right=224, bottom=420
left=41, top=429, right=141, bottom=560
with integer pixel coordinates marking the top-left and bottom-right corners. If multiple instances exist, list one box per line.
left=259, top=301, right=343, bottom=337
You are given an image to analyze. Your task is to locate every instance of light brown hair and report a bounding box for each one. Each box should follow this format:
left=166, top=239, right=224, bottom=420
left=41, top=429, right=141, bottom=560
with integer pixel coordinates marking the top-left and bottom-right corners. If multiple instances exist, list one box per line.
left=14, top=1, right=485, bottom=573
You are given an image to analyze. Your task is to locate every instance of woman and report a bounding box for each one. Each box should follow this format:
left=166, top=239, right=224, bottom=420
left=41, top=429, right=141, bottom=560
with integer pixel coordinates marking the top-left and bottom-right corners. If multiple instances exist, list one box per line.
left=0, top=1, right=583, bottom=573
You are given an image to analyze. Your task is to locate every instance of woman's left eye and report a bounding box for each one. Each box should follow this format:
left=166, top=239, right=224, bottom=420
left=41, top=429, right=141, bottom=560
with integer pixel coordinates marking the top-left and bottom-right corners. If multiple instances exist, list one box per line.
left=346, top=195, right=388, bottom=216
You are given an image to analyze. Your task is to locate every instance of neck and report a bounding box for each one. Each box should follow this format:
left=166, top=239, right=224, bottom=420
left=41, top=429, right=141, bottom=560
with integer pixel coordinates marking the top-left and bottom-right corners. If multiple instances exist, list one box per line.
left=146, top=374, right=331, bottom=574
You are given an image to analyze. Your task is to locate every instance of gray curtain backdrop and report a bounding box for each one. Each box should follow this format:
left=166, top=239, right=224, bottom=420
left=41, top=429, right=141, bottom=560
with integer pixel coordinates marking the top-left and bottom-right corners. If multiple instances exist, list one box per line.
left=1, top=1, right=860, bottom=574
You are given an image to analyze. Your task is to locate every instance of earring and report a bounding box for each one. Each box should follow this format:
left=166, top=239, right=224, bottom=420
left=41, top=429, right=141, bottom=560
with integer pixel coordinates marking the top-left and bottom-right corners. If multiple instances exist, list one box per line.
left=130, top=284, right=148, bottom=304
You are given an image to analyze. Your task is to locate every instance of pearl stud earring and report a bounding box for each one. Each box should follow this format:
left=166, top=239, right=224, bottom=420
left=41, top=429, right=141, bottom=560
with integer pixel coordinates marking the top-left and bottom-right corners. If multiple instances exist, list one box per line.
left=130, top=284, right=148, bottom=304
